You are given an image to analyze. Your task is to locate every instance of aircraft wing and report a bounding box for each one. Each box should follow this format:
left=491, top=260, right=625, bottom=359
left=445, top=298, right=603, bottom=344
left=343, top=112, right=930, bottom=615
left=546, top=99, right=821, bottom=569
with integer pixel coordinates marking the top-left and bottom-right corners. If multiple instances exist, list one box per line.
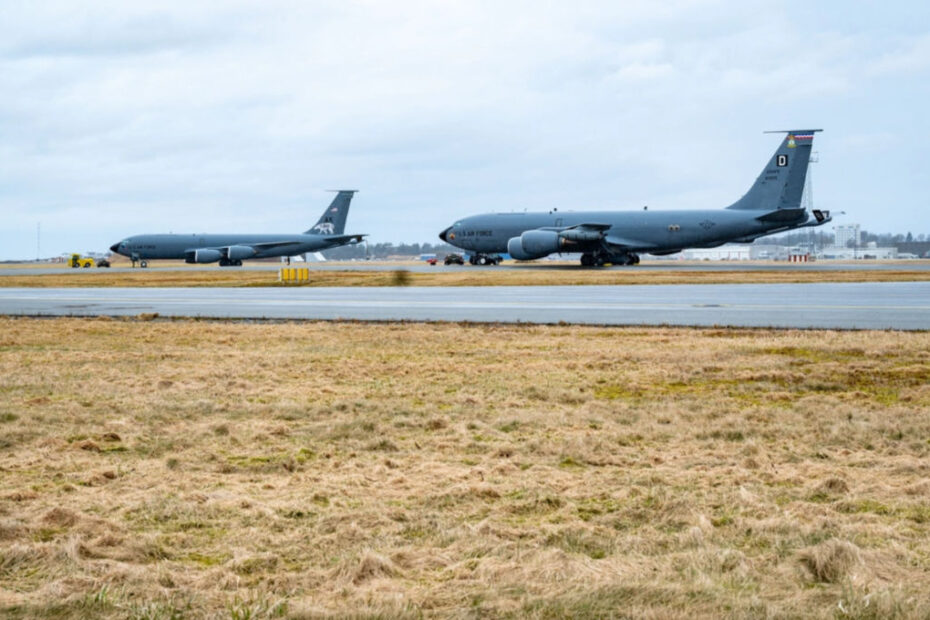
left=564, top=223, right=611, bottom=231
left=558, top=223, right=657, bottom=250
left=188, top=240, right=304, bottom=254
left=196, top=235, right=365, bottom=257
left=227, top=234, right=367, bottom=252
left=247, top=240, right=304, bottom=250
left=603, top=235, right=658, bottom=250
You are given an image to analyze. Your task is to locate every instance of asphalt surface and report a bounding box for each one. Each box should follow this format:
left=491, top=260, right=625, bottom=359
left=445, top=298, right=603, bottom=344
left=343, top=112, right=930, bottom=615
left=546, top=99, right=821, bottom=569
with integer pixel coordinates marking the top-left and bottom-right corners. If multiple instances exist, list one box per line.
left=1, top=282, right=928, bottom=329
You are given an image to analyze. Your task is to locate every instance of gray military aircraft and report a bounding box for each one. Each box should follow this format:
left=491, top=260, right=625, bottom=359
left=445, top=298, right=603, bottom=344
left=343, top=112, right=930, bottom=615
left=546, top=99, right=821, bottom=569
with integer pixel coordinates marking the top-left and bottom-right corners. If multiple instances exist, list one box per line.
left=439, top=130, right=833, bottom=266
left=110, top=190, right=365, bottom=267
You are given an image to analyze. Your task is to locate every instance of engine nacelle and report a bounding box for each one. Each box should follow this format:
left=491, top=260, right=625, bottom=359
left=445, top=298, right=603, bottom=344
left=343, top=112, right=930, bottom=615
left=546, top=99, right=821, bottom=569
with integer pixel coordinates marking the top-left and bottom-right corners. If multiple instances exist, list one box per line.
left=227, top=245, right=256, bottom=260
left=559, top=228, right=604, bottom=243
left=186, top=249, right=222, bottom=264
left=507, top=230, right=564, bottom=260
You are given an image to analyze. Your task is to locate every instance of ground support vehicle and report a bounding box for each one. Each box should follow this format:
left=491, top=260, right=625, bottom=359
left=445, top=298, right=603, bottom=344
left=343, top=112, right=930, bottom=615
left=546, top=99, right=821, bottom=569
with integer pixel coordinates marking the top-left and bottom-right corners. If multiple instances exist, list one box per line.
left=68, top=254, right=95, bottom=268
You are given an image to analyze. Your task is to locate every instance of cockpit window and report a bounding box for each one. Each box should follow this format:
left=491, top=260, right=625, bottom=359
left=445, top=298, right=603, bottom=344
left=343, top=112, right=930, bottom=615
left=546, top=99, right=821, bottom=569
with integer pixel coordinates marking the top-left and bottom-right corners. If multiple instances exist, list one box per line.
left=454, top=222, right=462, bottom=227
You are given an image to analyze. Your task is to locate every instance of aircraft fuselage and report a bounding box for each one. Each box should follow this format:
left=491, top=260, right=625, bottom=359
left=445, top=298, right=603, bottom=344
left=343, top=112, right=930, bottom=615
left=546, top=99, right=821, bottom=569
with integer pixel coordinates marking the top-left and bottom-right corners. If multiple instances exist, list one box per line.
left=112, top=233, right=354, bottom=261
left=440, top=208, right=805, bottom=255
left=109, top=190, right=364, bottom=266
left=439, top=130, right=831, bottom=264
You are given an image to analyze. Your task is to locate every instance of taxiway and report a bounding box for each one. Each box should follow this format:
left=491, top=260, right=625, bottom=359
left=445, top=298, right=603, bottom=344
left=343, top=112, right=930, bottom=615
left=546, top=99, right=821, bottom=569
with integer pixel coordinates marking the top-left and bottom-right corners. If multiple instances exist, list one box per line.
left=2, top=260, right=930, bottom=276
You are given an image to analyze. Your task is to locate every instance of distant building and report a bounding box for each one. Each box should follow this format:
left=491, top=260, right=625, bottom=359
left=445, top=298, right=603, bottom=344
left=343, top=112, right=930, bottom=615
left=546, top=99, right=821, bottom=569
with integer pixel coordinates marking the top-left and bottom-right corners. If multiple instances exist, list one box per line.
left=834, top=224, right=861, bottom=248
left=820, top=245, right=897, bottom=260
left=654, top=237, right=908, bottom=262
left=679, top=245, right=751, bottom=261
left=749, top=244, right=789, bottom=260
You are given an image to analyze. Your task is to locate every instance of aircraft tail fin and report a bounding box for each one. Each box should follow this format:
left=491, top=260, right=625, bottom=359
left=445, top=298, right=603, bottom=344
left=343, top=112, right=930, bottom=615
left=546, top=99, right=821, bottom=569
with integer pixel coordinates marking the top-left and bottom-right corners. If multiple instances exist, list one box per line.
left=305, top=190, right=357, bottom=235
left=726, top=130, right=821, bottom=211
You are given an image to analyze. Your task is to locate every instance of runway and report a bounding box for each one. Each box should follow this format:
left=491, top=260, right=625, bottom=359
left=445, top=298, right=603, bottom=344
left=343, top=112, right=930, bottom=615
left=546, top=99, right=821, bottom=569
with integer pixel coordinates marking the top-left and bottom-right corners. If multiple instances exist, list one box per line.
left=1, top=282, right=928, bottom=329
left=3, top=260, right=930, bottom=276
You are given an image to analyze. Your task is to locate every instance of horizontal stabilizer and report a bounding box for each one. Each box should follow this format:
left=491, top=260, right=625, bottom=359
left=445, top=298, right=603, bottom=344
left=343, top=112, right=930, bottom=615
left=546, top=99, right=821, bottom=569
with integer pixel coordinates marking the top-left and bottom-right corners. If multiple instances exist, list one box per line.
left=755, top=208, right=807, bottom=223
left=322, top=234, right=367, bottom=245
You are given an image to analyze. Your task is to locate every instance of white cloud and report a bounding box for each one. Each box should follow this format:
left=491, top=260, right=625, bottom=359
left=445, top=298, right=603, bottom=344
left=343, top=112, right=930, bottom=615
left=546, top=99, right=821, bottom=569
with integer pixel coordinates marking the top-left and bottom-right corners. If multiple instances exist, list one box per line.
left=865, top=33, right=930, bottom=77
left=1, top=1, right=929, bottom=259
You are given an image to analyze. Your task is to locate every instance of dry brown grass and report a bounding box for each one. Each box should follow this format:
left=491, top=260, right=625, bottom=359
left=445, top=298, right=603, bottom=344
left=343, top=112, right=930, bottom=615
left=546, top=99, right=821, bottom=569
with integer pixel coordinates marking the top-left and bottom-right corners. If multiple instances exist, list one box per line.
left=3, top=264, right=930, bottom=288
left=1, top=318, right=930, bottom=618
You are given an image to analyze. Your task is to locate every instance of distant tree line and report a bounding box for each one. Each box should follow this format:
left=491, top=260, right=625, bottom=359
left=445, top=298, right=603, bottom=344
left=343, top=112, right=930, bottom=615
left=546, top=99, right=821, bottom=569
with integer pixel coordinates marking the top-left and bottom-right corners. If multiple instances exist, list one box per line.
left=862, top=231, right=926, bottom=245
left=321, top=241, right=459, bottom=260
left=763, top=230, right=928, bottom=249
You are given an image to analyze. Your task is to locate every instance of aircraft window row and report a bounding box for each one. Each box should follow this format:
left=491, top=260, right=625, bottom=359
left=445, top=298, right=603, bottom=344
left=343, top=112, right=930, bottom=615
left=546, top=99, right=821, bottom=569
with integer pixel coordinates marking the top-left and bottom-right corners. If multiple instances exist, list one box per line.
left=668, top=224, right=681, bottom=232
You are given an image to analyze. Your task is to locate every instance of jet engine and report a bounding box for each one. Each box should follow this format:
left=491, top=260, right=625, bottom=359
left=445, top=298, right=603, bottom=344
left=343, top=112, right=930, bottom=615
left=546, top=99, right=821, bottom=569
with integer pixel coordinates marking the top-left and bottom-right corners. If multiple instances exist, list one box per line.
left=507, top=230, right=565, bottom=260
left=186, top=249, right=223, bottom=264
left=227, top=245, right=256, bottom=261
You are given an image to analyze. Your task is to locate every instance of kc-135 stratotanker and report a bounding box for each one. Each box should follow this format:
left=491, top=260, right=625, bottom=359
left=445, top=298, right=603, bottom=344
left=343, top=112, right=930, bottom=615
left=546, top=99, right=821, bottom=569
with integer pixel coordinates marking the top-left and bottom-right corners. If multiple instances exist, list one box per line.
left=439, top=130, right=833, bottom=266
left=110, top=190, right=364, bottom=267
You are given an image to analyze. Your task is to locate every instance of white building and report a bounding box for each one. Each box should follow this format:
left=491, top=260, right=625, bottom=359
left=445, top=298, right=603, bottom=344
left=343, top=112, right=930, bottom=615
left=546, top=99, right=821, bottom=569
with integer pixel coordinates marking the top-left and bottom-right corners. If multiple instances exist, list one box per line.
left=749, top=244, right=790, bottom=260
left=834, top=224, right=861, bottom=248
left=820, top=244, right=897, bottom=260
left=678, top=245, right=751, bottom=261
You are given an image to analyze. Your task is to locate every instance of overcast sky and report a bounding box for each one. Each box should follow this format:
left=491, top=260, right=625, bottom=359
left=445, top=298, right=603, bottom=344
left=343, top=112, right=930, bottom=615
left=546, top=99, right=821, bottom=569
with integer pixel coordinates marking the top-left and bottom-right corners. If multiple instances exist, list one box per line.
left=1, top=1, right=928, bottom=259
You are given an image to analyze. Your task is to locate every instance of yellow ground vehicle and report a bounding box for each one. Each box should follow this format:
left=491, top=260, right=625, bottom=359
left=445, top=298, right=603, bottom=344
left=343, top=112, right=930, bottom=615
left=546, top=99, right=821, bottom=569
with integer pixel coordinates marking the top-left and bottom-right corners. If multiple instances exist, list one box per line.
left=68, top=254, right=94, bottom=268
left=67, top=254, right=109, bottom=268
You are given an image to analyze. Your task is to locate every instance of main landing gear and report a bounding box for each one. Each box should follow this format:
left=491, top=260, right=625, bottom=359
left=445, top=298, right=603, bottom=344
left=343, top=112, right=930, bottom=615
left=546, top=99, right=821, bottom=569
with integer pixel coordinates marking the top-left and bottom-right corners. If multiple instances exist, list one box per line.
left=580, top=252, right=639, bottom=267
left=219, top=258, right=243, bottom=267
left=468, top=253, right=502, bottom=266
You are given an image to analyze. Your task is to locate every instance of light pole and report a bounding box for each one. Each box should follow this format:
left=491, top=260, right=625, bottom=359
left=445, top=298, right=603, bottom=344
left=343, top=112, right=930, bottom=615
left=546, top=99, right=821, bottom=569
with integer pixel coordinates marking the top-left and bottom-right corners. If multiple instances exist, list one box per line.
left=803, top=152, right=818, bottom=255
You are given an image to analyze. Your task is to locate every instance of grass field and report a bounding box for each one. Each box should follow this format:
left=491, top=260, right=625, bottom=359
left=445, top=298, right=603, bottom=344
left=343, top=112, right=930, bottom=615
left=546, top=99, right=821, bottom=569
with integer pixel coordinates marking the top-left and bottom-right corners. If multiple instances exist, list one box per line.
left=3, top=264, right=930, bottom=288
left=1, top=318, right=929, bottom=618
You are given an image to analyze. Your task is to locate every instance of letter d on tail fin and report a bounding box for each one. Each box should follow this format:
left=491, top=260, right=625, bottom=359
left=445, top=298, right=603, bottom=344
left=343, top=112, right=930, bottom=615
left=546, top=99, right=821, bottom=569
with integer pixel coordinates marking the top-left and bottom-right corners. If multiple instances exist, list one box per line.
left=726, top=130, right=821, bottom=211
left=305, top=190, right=358, bottom=235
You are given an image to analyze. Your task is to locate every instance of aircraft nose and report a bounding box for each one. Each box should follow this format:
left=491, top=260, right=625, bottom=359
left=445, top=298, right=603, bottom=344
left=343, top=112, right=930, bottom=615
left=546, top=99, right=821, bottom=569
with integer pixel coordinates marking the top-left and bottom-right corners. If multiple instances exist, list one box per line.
left=109, top=243, right=120, bottom=254
left=439, top=227, right=451, bottom=242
